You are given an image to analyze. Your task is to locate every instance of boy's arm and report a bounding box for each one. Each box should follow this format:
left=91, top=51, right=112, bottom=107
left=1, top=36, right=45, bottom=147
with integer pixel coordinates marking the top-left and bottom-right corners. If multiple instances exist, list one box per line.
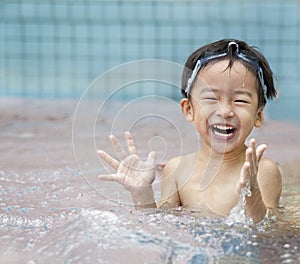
left=257, top=158, right=282, bottom=208
left=158, top=157, right=181, bottom=208
left=238, top=139, right=282, bottom=223
left=243, top=158, right=281, bottom=223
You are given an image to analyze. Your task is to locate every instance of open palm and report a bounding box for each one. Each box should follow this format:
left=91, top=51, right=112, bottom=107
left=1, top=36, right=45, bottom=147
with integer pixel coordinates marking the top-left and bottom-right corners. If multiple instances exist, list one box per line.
left=98, top=131, right=157, bottom=192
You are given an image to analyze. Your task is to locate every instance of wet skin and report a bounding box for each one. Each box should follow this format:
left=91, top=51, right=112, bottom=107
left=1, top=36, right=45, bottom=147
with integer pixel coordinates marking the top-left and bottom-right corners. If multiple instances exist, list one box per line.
left=98, top=60, right=282, bottom=223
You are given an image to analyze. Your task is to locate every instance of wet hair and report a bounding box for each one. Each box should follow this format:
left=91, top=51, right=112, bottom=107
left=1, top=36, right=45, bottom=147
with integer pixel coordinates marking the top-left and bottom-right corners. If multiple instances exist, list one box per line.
left=181, top=39, right=277, bottom=107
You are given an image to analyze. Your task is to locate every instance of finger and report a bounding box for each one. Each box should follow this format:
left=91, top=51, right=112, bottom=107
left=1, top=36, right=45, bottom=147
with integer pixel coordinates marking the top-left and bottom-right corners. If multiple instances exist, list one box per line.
left=241, top=161, right=253, bottom=197
left=141, top=151, right=157, bottom=171
left=98, top=150, right=120, bottom=170
left=256, top=144, right=267, bottom=162
left=109, top=134, right=127, bottom=160
left=146, top=151, right=157, bottom=164
left=237, top=161, right=251, bottom=192
left=249, top=138, right=257, bottom=168
left=98, top=174, right=119, bottom=182
left=245, top=147, right=254, bottom=175
left=125, top=131, right=138, bottom=155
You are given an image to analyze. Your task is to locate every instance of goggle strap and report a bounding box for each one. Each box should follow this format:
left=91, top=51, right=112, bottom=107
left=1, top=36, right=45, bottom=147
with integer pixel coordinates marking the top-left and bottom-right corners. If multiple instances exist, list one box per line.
left=185, top=42, right=268, bottom=101
left=258, top=69, right=268, bottom=102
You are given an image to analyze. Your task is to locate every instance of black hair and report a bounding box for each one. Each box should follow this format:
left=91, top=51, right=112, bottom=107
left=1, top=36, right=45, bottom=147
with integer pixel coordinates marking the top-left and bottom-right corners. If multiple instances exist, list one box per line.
left=181, top=39, right=277, bottom=107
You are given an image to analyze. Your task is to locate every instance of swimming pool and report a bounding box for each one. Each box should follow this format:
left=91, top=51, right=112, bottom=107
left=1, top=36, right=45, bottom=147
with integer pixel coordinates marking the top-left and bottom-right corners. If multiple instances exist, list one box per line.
left=1, top=169, right=299, bottom=263
left=1, top=99, right=299, bottom=263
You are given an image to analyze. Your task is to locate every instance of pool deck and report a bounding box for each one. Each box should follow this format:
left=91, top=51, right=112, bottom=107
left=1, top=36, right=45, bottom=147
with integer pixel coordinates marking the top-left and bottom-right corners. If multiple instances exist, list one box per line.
left=1, top=97, right=299, bottom=188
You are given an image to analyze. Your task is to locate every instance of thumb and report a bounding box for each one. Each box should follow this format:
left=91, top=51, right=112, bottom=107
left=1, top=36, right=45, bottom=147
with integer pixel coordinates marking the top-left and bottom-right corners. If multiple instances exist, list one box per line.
left=146, top=151, right=157, bottom=164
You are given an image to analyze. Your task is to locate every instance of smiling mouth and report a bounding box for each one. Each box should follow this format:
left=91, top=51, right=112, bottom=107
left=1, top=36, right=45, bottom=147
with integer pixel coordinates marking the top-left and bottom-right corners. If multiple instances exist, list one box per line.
left=211, top=124, right=236, bottom=138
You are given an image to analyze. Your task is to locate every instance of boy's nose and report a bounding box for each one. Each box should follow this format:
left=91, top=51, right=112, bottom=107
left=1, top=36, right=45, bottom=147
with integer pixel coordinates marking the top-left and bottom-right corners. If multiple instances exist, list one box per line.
left=215, top=103, right=234, bottom=118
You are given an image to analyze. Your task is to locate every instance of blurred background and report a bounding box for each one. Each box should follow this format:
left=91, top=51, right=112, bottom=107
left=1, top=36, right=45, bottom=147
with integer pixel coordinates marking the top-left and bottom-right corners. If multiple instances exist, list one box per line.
left=0, top=0, right=299, bottom=121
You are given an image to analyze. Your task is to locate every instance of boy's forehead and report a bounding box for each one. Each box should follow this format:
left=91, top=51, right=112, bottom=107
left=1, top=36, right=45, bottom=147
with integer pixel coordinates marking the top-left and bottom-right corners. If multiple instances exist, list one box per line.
left=189, top=60, right=258, bottom=96
left=200, top=59, right=249, bottom=74
left=198, top=60, right=257, bottom=83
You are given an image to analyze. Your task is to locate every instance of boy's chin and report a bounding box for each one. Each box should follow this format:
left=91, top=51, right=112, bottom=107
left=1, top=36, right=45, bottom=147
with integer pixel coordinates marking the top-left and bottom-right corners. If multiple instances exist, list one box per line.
left=210, top=140, right=235, bottom=155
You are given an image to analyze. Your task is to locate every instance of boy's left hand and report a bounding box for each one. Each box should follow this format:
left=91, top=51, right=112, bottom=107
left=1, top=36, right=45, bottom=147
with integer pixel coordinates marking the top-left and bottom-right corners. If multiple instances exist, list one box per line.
left=237, top=138, right=267, bottom=196
left=236, top=138, right=268, bottom=222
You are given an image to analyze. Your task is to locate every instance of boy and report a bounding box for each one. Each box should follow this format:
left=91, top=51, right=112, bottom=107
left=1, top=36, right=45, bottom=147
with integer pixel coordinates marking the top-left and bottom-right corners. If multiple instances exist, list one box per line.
left=98, top=39, right=282, bottom=223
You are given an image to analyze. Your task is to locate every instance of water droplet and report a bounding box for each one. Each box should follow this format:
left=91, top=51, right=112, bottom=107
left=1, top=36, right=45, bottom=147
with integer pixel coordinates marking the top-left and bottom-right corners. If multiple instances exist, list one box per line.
left=284, top=244, right=290, bottom=249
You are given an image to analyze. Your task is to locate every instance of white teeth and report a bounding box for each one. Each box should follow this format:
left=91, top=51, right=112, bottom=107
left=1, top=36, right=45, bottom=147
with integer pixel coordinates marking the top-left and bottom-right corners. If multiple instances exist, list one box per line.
left=213, top=125, right=234, bottom=130
left=211, top=124, right=235, bottom=137
left=213, top=130, right=233, bottom=137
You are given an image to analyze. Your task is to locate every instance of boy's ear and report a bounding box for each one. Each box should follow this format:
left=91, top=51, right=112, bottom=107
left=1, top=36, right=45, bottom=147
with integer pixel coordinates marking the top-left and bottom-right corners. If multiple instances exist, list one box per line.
left=180, top=98, right=194, bottom=122
left=254, top=107, right=264, bottom=128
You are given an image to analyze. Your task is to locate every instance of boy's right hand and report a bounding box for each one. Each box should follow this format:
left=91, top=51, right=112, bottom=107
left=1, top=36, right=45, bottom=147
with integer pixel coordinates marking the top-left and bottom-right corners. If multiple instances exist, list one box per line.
left=97, top=131, right=157, bottom=206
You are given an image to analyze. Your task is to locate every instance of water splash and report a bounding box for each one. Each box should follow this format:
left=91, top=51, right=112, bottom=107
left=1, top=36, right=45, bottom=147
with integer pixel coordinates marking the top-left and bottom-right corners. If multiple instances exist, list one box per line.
left=1, top=169, right=299, bottom=263
left=225, top=183, right=253, bottom=226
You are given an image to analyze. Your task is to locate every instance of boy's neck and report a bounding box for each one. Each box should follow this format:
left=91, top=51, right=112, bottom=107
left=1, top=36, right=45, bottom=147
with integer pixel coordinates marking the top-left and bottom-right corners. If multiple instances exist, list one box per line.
left=195, top=144, right=247, bottom=191
left=199, top=143, right=247, bottom=165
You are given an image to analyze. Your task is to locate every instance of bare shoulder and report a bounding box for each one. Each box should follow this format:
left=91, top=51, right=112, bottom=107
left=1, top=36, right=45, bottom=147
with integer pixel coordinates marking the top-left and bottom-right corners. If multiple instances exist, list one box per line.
left=159, top=153, right=198, bottom=207
left=258, top=158, right=282, bottom=207
left=162, top=152, right=198, bottom=178
left=258, top=158, right=281, bottom=180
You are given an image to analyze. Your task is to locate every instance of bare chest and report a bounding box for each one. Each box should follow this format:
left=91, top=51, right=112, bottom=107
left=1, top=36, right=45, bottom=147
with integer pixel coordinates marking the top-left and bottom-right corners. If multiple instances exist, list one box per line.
left=178, top=170, right=240, bottom=216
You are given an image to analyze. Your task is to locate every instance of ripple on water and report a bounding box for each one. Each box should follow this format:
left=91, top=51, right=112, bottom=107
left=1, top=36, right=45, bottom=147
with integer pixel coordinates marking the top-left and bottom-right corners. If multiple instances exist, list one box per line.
left=0, top=169, right=299, bottom=263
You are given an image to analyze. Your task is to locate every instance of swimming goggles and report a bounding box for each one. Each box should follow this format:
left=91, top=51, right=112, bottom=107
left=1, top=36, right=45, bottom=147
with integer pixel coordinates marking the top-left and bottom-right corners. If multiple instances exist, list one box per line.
left=185, top=41, right=268, bottom=102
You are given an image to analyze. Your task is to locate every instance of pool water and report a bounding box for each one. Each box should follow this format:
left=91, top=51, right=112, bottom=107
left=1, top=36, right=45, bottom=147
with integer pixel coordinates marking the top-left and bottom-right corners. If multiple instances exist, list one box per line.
left=1, top=99, right=299, bottom=263
left=0, top=168, right=299, bottom=263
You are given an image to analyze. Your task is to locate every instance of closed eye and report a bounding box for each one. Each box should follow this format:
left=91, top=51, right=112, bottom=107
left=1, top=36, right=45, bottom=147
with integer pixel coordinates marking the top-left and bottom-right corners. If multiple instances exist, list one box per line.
left=234, top=99, right=249, bottom=104
left=203, top=97, right=217, bottom=100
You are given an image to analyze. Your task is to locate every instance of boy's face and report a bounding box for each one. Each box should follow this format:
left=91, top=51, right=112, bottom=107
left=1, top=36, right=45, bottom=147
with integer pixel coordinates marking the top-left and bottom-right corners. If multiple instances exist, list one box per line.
left=181, top=60, right=264, bottom=154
